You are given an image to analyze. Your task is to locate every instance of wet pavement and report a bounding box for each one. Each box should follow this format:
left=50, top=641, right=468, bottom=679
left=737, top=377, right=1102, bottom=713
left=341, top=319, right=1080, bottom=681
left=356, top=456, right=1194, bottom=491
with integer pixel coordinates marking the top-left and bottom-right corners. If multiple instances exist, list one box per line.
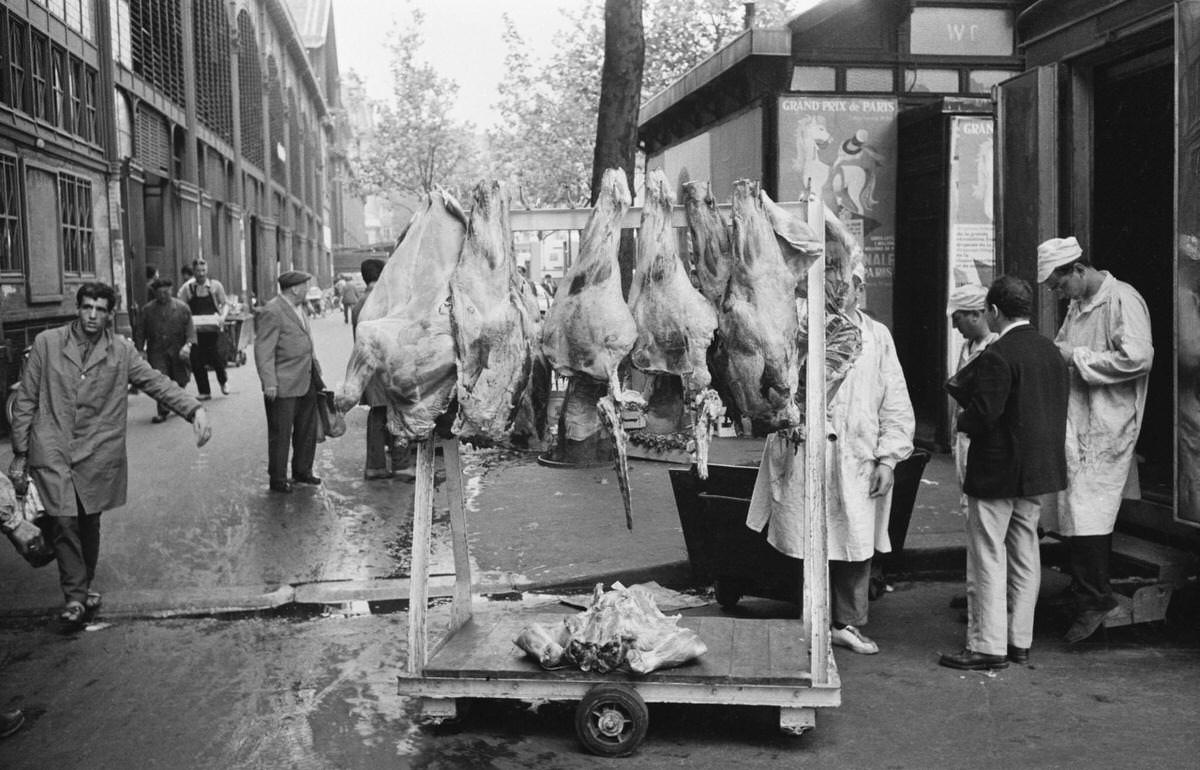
left=0, top=314, right=1196, bottom=766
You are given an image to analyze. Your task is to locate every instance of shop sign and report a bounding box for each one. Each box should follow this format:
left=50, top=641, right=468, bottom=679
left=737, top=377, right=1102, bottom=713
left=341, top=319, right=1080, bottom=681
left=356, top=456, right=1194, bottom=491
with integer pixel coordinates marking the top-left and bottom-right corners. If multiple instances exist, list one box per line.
left=777, top=95, right=898, bottom=326
left=909, top=8, right=1014, bottom=57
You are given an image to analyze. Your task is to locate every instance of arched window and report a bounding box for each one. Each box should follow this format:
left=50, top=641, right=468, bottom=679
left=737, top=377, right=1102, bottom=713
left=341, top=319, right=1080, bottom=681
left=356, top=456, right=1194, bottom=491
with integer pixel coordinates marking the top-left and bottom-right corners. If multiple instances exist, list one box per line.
left=236, top=11, right=264, bottom=170
left=267, top=57, right=284, bottom=185
left=193, top=0, right=233, bottom=143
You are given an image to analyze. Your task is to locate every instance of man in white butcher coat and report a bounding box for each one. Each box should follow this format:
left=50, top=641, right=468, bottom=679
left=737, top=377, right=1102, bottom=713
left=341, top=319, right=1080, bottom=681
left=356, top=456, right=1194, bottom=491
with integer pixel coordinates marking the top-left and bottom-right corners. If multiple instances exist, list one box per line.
left=747, top=265, right=914, bottom=655
left=1039, top=236, right=1154, bottom=643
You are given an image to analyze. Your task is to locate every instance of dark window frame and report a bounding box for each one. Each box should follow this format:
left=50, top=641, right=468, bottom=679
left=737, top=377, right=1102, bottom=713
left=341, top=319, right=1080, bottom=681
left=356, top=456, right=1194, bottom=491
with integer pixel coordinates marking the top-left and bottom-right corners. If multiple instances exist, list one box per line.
left=57, top=173, right=95, bottom=276
left=0, top=153, right=25, bottom=275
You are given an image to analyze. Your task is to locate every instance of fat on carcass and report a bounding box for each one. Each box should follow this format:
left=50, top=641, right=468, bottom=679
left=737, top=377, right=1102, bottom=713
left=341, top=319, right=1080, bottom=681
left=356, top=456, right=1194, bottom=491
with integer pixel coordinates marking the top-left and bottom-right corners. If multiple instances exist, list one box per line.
left=681, top=180, right=733, bottom=307
left=628, top=169, right=722, bottom=478
left=541, top=168, right=639, bottom=529
left=717, top=180, right=802, bottom=430
left=449, top=180, right=535, bottom=444
left=336, top=190, right=467, bottom=443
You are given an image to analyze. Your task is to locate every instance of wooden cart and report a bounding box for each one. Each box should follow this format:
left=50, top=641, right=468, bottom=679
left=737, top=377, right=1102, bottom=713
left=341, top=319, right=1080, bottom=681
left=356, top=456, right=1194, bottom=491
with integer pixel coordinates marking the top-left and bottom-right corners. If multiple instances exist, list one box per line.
left=398, top=195, right=840, bottom=757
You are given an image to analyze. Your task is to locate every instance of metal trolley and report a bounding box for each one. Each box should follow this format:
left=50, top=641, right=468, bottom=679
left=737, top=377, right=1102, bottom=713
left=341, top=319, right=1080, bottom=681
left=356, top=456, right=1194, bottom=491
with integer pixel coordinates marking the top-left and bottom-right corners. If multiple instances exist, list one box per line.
left=398, top=196, right=839, bottom=757
left=219, top=313, right=253, bottom=367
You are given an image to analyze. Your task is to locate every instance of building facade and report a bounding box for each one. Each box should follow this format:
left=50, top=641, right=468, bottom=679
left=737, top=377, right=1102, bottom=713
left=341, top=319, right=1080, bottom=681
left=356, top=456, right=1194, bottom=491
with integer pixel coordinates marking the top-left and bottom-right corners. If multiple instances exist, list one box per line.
left=0, top=0, right=347, bottom=381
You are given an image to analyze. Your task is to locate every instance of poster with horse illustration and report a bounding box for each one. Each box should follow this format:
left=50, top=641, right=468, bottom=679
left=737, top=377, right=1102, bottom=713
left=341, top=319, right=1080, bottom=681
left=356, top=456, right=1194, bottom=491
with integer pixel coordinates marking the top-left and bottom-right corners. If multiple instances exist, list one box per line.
left=778, top=95, right=898, bottom=326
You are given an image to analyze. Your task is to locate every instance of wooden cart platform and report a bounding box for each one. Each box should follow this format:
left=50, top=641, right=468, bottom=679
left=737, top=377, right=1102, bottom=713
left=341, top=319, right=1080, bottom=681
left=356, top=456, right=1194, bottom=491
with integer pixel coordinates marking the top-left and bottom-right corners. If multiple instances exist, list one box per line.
left=399, top=195, right=839, bottom=756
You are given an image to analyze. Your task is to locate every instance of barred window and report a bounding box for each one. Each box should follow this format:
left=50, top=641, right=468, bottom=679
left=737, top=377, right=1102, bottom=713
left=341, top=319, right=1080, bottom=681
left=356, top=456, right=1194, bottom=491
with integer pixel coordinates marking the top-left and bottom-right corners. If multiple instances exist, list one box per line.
left=58, top=174, right=95, bottom=275
left=236, top=11, right=264, bottom=169
left=30, top=32, right=48, bottom=121
left=7, top=17, right=29, bottom=114
left=0, top=155, right=23, bottom=274
left=129, top=0, right=185, bottom=107
left=83, top=69, right=98, bottom=142
left=193, top=0, right=233, bottom=143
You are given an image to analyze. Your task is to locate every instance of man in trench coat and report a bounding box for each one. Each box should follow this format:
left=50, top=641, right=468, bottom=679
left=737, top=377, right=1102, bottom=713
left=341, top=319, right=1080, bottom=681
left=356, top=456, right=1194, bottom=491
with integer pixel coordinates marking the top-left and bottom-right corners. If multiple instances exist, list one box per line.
left=7, top=282, right=212, bottom=626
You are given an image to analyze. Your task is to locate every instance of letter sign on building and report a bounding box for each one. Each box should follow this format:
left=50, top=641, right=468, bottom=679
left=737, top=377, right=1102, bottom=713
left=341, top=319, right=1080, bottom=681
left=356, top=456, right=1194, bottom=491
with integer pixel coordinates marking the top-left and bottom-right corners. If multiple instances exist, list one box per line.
left=909, top=8, right=1014, bottom=57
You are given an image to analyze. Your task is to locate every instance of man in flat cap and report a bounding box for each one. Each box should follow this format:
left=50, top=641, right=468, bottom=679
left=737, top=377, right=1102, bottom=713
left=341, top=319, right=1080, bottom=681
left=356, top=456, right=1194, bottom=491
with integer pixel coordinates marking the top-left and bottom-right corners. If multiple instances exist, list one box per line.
left=1038, top=236, right=1154, bottom=643
left=254, top=271, right=325, bottom=493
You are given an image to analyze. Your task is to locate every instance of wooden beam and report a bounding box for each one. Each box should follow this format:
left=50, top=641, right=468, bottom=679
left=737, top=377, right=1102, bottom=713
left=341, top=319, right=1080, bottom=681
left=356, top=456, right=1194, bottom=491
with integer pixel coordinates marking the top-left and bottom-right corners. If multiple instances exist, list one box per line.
left=406, top=437, right=437, bottom=675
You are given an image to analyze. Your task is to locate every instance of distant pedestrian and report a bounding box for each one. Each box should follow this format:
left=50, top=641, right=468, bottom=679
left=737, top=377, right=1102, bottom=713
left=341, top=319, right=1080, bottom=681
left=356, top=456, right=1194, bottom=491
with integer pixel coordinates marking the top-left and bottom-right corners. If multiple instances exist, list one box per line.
left=7, top=282, right=211, bottom=628
left=352, top=258, right=407, bottom=479
left=136, top=277, right=196, bottom=424
left=939, top=275, right=1069, bottom=671
left=1039, top=236, right=1154, bottom=643
left=254, top=271, right=325, bottom=493
left=178, top=259, right=230, bottom=399
left=340, top=276, right=360, bottom=324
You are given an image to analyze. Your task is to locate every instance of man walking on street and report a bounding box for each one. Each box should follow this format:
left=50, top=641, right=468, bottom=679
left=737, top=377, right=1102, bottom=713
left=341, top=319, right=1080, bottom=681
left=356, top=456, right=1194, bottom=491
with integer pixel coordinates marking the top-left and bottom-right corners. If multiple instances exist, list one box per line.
left=255, top=271, right=324, bottom=493
left=136, top=277, right=196, bottom=424
left=178, top=259, right=229, bottom=399
left=340, top=274, right=360, bottom=325
left=1039, top=236, right=1154, bottom=643
left=939, top=276, right=1069, bottom=671
left=7, top=283, right=212, bottom=628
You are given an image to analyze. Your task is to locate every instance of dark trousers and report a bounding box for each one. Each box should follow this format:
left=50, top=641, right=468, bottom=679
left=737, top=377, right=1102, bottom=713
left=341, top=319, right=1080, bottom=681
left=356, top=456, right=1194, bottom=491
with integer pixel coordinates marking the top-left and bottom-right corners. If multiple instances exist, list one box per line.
left=1068, top=534, right=1117, bottom=612
left=830, top=559, right=872, bottom=628
left=265, top=385, right=318, bottom=483
left=149, top=353, right=189, bottom=417
left=52, top=501, right=101, bottom=606
left=190, top=330, right=228, bottom=395
left=366, top=405, right=391, bottom=473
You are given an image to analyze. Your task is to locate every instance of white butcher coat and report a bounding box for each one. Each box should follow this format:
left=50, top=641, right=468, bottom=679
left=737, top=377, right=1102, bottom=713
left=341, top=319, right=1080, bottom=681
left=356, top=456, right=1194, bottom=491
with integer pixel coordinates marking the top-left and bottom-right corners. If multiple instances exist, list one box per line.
left=1054, top=272, right=1153, bottom=536
left=746, top=310, right=915, bottom=561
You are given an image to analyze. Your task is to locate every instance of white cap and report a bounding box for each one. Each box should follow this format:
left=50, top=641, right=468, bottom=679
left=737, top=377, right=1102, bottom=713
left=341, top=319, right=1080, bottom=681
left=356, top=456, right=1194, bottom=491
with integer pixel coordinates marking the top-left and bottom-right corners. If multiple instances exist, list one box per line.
left=1037, top=236, right=1083, bottom=283
left=946, top=283, right=988, bottom=315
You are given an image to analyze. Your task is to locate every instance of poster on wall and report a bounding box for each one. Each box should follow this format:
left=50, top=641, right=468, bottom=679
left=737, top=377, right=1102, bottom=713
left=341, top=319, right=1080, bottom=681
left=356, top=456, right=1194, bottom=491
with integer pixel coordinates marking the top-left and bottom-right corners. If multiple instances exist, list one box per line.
left=778, top=95, right=898, bottom=326
left=1177, top=0, right=1200, bottom=525
left=946, top=115, right=997, bottom=373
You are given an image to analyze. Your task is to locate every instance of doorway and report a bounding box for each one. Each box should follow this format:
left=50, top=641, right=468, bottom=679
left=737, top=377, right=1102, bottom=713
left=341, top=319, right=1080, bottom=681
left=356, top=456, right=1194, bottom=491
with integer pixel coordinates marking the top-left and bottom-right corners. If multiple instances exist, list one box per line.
left=1090, top=49, right=1174, bottom=502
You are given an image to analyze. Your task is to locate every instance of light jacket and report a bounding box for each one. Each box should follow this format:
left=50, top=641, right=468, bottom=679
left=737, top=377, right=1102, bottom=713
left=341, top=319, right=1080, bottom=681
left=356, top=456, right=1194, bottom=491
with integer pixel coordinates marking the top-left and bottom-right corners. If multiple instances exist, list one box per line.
left=1053, top=272, right=1153, bottom=536
left=254, top=295, right=321, bottom=398
left=747, top=311, right=915, bottom=561
left=11, top=323, right=201, bottom=516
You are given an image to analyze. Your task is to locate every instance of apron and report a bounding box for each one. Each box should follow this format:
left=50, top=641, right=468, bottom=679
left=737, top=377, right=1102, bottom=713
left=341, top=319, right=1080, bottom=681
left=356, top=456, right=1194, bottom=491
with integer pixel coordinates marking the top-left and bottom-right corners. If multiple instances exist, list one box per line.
left=187, top=284, right=220, bottom=330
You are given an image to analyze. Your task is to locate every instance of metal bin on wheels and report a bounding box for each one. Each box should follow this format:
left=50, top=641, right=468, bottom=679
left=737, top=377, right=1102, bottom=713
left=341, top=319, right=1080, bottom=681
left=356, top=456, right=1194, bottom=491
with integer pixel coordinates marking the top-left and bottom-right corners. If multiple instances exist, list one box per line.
left=218, top=313, right=253, bottom=367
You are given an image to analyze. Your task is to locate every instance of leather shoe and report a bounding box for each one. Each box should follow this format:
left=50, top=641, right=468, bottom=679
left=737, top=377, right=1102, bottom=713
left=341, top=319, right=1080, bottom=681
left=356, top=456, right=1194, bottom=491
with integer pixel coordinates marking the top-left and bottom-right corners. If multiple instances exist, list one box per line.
left=151, top=414, right=169, bottom=424
left=938, top=648, right=1009, bottom=670
left=0, top=708, right=24, bottom=739
left=364, top=469, right=395, bottom=480
left=60, top=601, right=86, bottom=628
left=293, top=473, right=322, bottom=485
left=1065, top=606, right=1115, bottom=644
left=220, top=383, right=231, bottom=395
left=1007, top=645, right=1030, bottom=664
left=269, top=480, right=293, bottom=493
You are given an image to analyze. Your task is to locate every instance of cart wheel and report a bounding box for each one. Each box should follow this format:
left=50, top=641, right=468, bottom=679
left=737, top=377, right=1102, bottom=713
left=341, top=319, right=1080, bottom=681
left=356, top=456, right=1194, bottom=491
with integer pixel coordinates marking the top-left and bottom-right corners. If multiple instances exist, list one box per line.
left=714, top=579, right=742, bottom=610
left=574, top=684, right=648, bottom=757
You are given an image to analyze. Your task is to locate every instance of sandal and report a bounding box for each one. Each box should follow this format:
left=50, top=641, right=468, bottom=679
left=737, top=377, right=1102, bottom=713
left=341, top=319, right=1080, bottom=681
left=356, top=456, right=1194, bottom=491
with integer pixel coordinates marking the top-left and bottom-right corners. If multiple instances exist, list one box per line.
left=60, top=601, right=86, bottom=626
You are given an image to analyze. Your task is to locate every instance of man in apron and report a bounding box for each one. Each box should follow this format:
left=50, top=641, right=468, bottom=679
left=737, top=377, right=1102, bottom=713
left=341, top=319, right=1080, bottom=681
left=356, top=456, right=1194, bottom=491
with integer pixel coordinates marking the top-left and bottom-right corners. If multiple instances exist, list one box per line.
left=178, top=259, right=230, bottom=400
left=1038, top=236, right=1154, bottom=643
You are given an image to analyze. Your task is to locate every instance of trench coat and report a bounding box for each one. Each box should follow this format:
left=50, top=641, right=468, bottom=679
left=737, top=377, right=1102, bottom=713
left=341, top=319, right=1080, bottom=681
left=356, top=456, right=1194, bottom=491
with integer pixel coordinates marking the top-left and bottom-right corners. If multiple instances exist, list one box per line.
left=1053, top=272, right=1153, bottom=536
left=10, top=323, right=202, bottom=517
left=746, top=310, right=915, bottom=561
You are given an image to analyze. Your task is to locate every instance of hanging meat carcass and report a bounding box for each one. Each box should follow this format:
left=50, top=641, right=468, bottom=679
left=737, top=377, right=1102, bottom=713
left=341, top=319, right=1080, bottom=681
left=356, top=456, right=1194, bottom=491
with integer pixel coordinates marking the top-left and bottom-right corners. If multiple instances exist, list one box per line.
left=542, top=168, right=639, bottom=528
left=448, top=180, right=536, bottom=444
left=717, top=180, right=802, bottom=430
left=336, top=190, right=467, bottom=443
left=628, top=169, right=722, bottom=477
left=681, top=180, right=733, bottom=307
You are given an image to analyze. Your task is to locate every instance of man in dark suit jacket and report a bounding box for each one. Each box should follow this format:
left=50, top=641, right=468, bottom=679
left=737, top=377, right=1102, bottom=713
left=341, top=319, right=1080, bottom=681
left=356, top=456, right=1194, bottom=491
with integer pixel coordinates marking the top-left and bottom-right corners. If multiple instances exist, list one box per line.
left=254, top=271, right=324, bottom=493
left=939, top=275, right=1069, bottom=671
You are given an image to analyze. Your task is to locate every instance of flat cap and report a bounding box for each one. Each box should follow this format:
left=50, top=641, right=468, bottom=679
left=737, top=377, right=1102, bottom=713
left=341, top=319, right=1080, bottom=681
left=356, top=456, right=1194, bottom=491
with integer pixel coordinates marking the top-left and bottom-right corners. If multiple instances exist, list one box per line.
left=277, top=270, right=312, bottom=289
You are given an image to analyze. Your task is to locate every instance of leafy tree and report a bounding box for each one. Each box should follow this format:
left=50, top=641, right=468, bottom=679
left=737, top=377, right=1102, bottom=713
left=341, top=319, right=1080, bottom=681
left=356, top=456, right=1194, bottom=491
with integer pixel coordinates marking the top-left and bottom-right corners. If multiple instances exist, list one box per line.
left=348, top=3, right=478, bottom=198
left=490, top=0, right=795, bottom=205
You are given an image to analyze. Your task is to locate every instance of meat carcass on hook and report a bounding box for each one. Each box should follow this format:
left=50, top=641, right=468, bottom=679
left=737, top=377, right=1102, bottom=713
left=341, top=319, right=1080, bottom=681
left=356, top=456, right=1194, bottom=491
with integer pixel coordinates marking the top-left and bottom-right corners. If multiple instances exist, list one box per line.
left=449, top=180, right=535, bottom=444
left=629, top=169, right=722, bottom=477
left=336, top=190, right=467, bottom=444
left=681, top=180, right=733, bottom=308
left=717, top=180, right=802, bottom=430
left=541, top=168, right=639, bottom=528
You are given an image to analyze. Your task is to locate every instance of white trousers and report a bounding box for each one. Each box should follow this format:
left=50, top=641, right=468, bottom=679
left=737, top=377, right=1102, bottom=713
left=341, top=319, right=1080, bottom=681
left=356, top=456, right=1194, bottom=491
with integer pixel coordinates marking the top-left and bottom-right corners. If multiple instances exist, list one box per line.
left=965, top=496, right=1042, bottom=655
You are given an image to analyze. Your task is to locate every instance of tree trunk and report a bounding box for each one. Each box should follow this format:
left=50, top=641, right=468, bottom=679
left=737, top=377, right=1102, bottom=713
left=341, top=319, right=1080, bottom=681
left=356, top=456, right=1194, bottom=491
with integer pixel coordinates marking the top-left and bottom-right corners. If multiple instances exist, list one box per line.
left=591, top=0, right=644, bottom=300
